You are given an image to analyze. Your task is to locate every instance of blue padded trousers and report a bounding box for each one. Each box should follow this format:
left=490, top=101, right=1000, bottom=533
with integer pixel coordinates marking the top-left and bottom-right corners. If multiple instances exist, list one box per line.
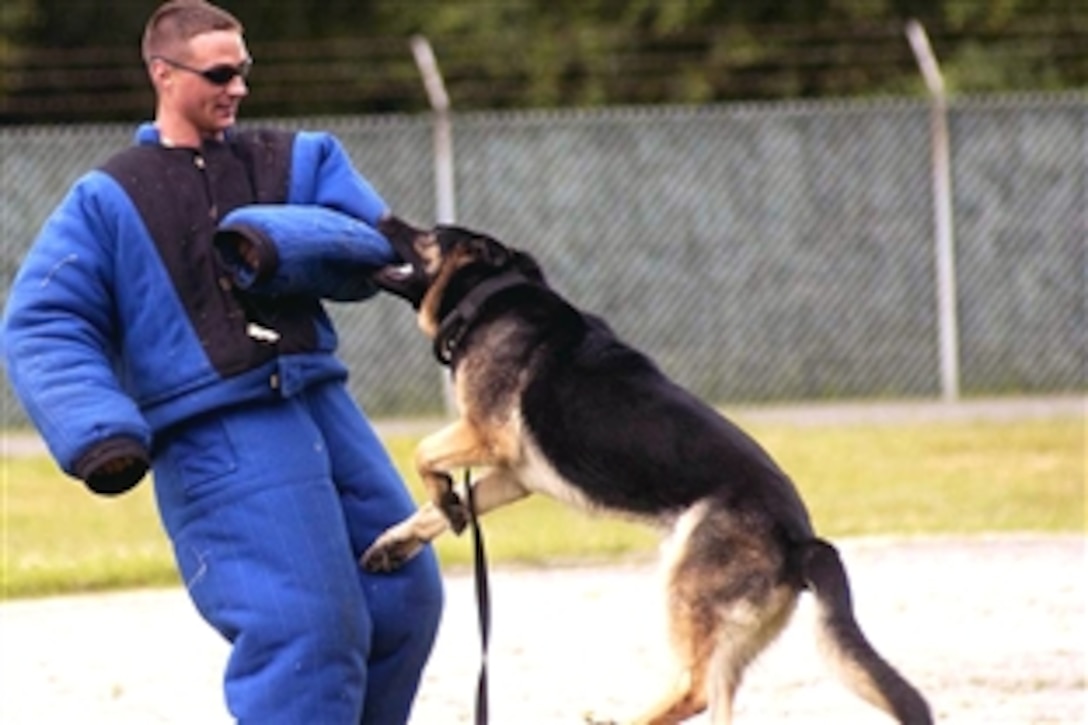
left=151, top=381, right=444, bottom=724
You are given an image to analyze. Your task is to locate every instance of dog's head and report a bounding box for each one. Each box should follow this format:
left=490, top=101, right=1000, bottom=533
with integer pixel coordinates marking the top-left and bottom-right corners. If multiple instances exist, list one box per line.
left=375, top=220, right=544, bottom=339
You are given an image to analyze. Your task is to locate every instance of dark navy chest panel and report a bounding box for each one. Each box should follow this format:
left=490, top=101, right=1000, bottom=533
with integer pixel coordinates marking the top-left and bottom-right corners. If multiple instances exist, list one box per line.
left=102, top=130, right=320, bottom=376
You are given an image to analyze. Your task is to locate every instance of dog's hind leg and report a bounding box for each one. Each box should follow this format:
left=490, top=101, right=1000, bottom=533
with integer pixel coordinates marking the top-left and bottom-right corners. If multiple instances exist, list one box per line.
left=702, top=584, right=797, bottom=724
left=629, top=503, right=799, bottom=725
left=628, top=613, right=714, bottom=725
left=636, top=580, right=795, bottom=725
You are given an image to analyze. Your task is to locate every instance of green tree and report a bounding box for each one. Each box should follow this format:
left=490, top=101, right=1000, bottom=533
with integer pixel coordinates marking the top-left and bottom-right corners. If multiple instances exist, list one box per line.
left=1, top=0, right=1085, bottom=123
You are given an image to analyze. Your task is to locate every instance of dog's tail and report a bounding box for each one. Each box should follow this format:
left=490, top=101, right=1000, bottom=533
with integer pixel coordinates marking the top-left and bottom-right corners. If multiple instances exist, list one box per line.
left=797, top=538, right=933, bottom=725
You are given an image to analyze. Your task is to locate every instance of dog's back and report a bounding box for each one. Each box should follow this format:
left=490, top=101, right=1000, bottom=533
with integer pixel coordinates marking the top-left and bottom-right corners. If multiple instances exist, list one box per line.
left=520, top=304, right=813, bottom=537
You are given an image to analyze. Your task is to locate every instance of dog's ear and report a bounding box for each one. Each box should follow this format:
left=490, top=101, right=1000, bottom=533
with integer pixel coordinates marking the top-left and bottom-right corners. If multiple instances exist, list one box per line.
left=473, top=235, right=512, bottom=268
left=435, top=225, right=512, bottom=268
left=511, top=249, right=546, bottom=283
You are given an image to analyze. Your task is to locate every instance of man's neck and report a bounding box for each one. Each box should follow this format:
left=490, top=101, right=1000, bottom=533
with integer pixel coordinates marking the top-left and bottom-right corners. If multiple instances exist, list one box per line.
left=154, top=117, right=223, bottom=149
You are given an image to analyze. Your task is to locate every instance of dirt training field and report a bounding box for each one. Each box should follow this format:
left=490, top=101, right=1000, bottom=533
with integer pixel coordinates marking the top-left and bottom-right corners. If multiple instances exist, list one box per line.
left=0, top=534, right=1083, bottom=724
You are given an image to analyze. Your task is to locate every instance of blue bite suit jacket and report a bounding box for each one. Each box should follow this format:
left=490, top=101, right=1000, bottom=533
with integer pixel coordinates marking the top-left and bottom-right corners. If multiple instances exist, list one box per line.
left=2, top=123, right=398, bottom=484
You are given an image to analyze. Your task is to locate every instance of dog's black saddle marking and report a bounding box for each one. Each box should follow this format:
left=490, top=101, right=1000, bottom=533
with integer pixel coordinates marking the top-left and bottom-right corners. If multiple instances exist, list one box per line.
left=434, top=269, right=533, bottom=365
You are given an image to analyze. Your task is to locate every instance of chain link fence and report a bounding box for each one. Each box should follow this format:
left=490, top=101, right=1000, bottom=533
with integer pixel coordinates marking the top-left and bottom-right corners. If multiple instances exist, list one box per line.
left=1, top=93, right=1084, bottom=424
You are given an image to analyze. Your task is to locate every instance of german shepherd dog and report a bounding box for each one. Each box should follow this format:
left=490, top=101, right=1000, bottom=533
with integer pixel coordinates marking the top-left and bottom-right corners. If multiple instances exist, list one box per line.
left=362, top=220, right=932, bottom=725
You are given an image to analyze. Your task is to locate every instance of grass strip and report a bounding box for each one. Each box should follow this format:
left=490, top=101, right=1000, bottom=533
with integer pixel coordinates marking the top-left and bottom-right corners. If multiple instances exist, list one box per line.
left=1, top=415, right=1082, bottom=599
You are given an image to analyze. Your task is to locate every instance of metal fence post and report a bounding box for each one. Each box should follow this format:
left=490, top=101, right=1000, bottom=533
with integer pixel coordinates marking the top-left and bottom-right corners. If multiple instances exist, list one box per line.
left=410, top=35, right=459, bottom=417
left=907, top=20, right=960, bottom=402
left=411, top=36, right=456, bottom=225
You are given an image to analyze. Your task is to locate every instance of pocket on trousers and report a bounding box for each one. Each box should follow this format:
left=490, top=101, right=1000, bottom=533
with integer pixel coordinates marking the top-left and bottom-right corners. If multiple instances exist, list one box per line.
left=160, top=416, right=239, bottom=495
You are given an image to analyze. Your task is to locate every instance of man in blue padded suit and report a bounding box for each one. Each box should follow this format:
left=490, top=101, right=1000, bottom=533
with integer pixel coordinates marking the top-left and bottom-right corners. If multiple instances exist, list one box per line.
left=1, top=1, right=443, bottom=722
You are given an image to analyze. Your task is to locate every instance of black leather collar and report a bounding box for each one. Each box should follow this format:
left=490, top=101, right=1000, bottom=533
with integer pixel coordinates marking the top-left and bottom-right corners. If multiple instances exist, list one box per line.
left=433, top=269, right=531, bottom=365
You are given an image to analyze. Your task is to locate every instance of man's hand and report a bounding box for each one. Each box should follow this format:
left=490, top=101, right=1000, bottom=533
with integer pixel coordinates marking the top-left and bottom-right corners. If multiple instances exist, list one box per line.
left=235, top=237, right=261, bottom=270
left=85, top=455, right=149, bottom=496
left=212, top=228, right=276, bottom=287
left=75, top=438, right=150, bottom=496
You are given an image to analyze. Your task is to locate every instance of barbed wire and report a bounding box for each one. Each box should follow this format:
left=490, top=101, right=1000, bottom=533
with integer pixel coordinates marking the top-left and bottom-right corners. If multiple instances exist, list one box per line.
left=2, top=21, right=1085, bottom=122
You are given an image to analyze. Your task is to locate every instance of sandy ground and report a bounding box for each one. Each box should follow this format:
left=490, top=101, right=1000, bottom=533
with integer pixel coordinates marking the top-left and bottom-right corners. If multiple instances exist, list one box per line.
left=1, top=534, right=1084, bottom=724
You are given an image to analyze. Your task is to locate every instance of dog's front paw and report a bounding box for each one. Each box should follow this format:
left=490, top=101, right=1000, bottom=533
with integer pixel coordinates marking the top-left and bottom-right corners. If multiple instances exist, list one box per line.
left=360, top=532, right=424, bottom=572
left=439, top=488, right=469, bottom=535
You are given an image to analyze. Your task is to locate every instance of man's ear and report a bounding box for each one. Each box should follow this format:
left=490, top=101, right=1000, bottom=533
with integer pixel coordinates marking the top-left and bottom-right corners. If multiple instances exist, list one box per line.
left=147, top=57, right=173, bottom=92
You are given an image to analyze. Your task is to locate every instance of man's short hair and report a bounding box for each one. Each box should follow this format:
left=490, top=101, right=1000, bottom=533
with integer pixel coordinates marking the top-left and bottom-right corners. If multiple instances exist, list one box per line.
left=142, top=0, right=243, bottom=63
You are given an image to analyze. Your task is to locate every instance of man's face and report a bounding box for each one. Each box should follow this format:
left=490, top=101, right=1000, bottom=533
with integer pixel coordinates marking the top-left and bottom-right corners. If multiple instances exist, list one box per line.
left=158, top=30, right=250, bottom=138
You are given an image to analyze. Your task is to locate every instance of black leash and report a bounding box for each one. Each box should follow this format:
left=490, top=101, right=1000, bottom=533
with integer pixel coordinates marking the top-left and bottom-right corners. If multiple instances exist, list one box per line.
left=464, top=468, right=491, bottom=725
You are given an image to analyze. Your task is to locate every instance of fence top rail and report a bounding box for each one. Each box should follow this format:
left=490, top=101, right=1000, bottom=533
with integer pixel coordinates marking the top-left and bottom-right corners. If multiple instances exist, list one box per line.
left=2, top=90, right=1083, bottom=137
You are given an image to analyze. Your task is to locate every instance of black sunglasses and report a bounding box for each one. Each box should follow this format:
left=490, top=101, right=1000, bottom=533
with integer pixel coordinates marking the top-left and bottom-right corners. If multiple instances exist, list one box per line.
left=154, top=55, right=252, bottom=86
